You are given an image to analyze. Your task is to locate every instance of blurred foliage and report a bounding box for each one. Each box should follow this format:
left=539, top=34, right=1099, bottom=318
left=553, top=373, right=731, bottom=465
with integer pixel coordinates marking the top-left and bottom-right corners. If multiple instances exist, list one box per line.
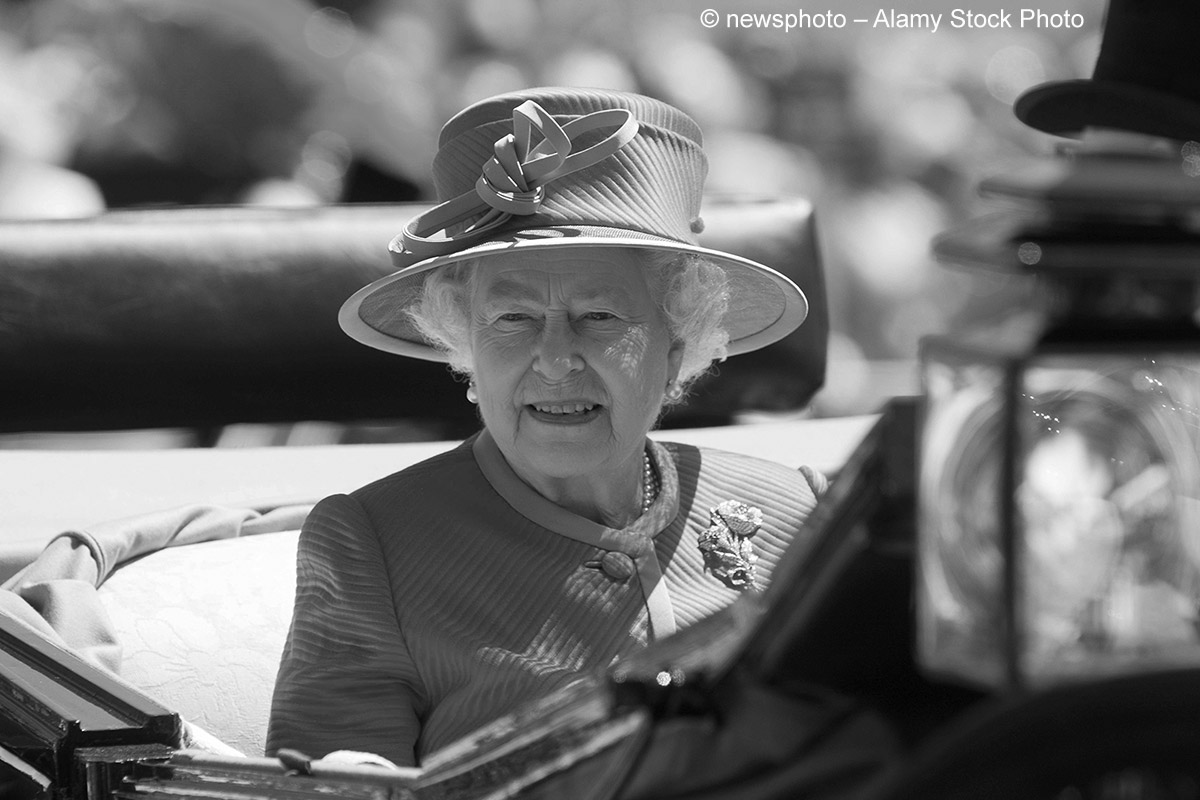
left=0, top=0, right=1106, bottom=415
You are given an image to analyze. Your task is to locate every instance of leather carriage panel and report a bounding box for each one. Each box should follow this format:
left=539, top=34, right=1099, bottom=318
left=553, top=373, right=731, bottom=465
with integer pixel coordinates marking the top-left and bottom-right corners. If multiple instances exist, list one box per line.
left=0, top=199, right=824, bottom=433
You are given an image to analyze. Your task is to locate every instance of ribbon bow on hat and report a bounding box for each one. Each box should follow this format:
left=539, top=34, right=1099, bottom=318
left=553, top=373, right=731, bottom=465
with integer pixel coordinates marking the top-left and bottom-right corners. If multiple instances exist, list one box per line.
left=399, top=100, right=640, bottom=260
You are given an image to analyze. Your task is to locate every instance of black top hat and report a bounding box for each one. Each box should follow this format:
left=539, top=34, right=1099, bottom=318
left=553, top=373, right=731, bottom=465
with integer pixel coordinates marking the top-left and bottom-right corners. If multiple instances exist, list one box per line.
left=1014, top=0, right=1200, bottom=141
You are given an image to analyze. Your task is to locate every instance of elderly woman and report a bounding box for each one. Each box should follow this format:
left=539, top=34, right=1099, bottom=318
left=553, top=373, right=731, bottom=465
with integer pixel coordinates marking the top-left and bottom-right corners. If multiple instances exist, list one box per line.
left=266, top=87, right=823, bottom=768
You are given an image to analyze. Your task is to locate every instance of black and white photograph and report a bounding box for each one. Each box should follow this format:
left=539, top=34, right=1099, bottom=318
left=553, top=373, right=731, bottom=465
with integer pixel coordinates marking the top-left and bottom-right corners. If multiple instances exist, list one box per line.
left=2, top=1, right=1200, bottom=798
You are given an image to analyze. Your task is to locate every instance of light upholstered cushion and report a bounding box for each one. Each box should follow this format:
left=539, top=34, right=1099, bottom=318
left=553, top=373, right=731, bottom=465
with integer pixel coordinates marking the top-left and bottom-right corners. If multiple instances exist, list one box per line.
left=100, top=530, right=299, bottom=757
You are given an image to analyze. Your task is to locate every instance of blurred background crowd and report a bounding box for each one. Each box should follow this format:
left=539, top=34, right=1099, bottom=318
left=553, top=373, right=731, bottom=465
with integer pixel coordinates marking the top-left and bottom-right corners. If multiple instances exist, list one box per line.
left=0, top=0, right=1103, bottom=423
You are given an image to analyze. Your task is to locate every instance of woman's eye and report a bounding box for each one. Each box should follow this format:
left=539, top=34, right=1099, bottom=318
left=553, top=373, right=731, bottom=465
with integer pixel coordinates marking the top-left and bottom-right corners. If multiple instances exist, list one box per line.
left=582, top=311, right=617, bottom=321
left=497, top=312, right=531, bottom=322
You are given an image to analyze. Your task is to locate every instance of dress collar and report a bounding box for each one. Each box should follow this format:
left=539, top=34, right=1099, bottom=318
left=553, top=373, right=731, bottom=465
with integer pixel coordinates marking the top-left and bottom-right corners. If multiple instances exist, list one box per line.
left=472, top=430, right=680, bottom=556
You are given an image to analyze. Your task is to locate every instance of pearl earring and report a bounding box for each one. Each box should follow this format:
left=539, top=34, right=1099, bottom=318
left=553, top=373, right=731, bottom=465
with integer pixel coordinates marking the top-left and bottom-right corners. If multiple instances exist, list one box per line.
left=466, top=382, right=479, bottom=404
left=665, top=381, right=683, bottom=402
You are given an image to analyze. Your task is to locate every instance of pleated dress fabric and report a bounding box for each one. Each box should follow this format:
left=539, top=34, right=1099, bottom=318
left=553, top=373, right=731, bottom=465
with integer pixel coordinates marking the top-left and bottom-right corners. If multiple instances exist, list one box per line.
left=266, top=432, right=821, bottom=767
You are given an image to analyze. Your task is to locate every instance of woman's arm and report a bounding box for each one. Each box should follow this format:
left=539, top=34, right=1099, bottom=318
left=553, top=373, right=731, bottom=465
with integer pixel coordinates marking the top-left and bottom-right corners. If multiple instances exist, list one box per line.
left=266, top=494, right=425, bottom=767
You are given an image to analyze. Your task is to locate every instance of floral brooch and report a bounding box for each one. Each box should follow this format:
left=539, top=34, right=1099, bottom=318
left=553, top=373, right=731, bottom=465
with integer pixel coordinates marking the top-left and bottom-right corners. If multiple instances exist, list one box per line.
left=698, top=500, right=762, bottom=590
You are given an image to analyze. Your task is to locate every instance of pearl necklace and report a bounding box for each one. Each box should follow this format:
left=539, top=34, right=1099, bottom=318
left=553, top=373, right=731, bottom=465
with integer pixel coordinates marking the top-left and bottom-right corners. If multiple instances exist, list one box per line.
left=641, top=450, right=659, bottom=515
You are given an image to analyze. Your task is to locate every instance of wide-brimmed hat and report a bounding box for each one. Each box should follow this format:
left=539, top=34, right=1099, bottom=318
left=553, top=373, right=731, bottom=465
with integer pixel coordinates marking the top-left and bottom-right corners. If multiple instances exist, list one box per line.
left=1014, top=0, right=1200, bottom=141
left=339, top=87, right=808, bottom=361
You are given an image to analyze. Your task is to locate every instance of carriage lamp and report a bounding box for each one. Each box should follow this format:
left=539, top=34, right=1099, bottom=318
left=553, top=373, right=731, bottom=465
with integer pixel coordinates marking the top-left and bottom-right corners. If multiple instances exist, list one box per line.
left=915, top=147, right=1200, bottom=689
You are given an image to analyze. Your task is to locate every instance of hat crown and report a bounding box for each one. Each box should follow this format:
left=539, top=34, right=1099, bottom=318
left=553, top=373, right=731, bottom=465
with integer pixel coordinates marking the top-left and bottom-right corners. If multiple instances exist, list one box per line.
left=427, top=87, right=708, bottom=246
left=1091, top=0, right=1200, bottom=95
left=1015, top=0, right=1200, bottom=141
left=437, top=86, right=704, bottom=152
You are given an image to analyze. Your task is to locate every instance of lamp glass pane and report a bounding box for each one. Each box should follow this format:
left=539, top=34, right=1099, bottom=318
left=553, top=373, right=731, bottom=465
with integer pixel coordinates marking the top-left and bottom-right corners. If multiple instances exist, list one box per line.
left=1017, top=354, right=1200, bottom=684
left=917, top=351, right=1009, bottom=686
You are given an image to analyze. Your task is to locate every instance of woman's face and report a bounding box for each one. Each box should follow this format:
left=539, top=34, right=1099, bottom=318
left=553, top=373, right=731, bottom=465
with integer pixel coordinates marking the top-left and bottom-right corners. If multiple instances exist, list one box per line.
left=469, top=247, right=682, bottom=484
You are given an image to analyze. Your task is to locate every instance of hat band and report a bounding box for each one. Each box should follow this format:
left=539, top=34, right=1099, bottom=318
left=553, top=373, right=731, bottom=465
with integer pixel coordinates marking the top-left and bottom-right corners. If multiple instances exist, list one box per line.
left=400, top=100, right=640, bottom=259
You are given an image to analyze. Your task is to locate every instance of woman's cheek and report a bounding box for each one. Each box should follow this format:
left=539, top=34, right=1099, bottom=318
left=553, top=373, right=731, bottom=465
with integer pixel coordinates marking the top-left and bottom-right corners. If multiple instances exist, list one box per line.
left=602, top=326, right=652, bottom=376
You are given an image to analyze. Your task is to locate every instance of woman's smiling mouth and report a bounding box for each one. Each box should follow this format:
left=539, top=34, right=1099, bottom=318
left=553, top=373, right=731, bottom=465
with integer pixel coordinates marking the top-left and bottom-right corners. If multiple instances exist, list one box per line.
left=531, top=402, right=596, bottom=414
left=527, top=402, right=603, bottom=423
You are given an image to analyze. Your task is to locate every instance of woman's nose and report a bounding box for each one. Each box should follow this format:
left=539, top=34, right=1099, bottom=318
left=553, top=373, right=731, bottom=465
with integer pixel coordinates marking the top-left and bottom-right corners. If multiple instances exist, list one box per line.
left=532, top=317, right=583, bottom=380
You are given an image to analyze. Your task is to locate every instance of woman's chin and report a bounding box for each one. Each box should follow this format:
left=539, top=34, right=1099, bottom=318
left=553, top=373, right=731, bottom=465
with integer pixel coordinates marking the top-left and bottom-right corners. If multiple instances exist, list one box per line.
left=517, top=405, right=614, bottom=461
left=507, top=408, right=630, bottom=476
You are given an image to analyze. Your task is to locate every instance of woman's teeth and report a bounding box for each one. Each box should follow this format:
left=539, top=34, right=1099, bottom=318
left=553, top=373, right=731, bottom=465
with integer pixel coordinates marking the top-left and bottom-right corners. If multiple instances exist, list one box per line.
left=532, top=403, right=596, bottom=415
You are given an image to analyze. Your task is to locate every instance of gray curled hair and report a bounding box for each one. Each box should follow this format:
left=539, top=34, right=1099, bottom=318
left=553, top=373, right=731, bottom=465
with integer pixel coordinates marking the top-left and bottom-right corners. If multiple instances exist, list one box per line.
left=406, top=250, right=731, bottom=404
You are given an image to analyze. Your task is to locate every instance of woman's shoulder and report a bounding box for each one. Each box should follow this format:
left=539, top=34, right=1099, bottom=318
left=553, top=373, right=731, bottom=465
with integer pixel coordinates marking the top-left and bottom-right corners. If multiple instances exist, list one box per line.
left=658, top=440, right=827, bottom=518
left=299, top=438, right=486, bottom=553
left=661, top=439, right=824, bottom=485
left=350, top=436, right=481, bottom=503
left=300, top=438, right=482, bottom=532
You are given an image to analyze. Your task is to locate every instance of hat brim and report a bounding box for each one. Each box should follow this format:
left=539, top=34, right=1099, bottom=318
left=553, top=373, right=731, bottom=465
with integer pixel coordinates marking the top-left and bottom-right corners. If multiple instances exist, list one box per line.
left=1014, top=78, right=1200, bottom=142
left=339, top=224, right=808, bottom=361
